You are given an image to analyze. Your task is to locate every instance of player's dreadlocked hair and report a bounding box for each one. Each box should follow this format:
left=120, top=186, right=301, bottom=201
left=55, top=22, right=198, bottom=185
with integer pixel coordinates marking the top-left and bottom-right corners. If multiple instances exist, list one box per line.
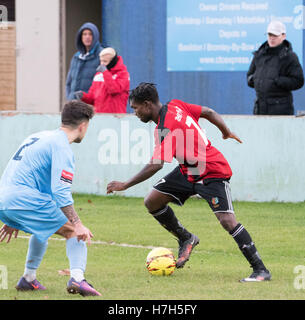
left=61, top=100, right=95, bottom=128
left=129, top=82, right=160, bottom=104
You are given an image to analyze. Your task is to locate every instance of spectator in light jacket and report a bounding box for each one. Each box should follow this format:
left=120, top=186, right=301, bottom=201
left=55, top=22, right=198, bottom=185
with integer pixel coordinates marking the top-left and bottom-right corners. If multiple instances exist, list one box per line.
left=75, top=47, right=130, bottom=113
left=66, top=22, right=103, bottom=100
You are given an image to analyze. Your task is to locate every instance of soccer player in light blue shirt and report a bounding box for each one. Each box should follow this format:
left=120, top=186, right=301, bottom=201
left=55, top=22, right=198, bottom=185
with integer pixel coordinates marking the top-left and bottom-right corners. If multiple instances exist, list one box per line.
left=0, top=100, right=101, bottom=296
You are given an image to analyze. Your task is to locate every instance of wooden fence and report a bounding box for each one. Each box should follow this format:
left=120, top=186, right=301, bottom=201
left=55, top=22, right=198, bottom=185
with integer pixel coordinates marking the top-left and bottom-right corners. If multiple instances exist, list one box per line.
left=0, top=23, right=16, bottom=110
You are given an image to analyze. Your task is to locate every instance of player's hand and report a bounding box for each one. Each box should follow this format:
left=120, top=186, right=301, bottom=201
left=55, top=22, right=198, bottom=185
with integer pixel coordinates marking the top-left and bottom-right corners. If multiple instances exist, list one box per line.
left=0, top=224, right=19, bottom=243
left=223, top=132, right=242, bottom=144
left=107, top=181, right=127, bottom=194
left=74, top=222, right=93, bottom=245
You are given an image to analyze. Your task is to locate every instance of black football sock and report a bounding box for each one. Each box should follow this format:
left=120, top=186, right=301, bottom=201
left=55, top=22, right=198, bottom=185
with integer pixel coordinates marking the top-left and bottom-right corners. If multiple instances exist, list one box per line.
left=230, top=223, right=267, bottom=271
left=150, top=205, right=191, bottom=241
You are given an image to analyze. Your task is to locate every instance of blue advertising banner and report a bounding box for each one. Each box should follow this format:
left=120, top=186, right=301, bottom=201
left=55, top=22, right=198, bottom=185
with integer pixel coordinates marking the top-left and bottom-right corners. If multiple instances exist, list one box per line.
left=167, top=0, right=303, bottom=71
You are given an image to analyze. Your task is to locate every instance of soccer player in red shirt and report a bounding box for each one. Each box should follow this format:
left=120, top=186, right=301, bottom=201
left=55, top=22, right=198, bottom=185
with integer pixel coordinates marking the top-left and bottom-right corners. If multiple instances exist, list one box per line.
left=107, top=83, right=271, bottom=282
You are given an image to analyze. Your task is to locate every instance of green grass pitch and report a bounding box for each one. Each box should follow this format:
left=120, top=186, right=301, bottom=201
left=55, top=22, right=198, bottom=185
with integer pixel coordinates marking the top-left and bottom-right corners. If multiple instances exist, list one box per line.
left=0, top=194, right=305, bottom=300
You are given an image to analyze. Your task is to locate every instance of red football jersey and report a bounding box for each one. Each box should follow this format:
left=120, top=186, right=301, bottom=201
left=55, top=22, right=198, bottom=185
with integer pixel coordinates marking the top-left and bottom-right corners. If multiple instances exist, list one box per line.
left=152, top=99, right=232, bottom=183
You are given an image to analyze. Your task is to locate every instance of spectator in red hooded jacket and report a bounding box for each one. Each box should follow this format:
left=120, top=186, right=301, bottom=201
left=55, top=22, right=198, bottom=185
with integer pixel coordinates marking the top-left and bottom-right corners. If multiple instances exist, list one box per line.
left=75, top=47, right=130, bottom=113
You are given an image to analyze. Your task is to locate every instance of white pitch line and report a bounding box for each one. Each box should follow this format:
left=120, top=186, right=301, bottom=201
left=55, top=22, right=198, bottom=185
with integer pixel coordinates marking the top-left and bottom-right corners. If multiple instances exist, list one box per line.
left=17, top=235, right=159, bottom=250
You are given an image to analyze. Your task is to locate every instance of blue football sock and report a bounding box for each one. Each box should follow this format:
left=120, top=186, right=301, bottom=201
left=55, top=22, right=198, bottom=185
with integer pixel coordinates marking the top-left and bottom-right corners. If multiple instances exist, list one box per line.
left=24, top=235, right=48, bottom=279
left=66, top=237, right=87, bottom=277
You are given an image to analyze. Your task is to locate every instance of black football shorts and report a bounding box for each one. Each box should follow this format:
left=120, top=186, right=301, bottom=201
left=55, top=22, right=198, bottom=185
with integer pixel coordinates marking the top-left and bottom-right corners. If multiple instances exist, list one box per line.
left=153, top=166, right=234, bottom=214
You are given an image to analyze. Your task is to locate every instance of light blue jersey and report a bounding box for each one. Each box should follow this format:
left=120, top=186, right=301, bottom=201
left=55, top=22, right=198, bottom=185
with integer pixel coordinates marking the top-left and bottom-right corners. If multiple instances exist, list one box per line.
left=0, top=129, right=74, bottom=211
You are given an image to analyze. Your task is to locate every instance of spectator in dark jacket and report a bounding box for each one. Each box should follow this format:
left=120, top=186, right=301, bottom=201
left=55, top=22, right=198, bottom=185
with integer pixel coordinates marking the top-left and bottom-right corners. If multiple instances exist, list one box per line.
left=247, top=21, right=304, bottom=115
left=66, top=22, right=104, bottom=100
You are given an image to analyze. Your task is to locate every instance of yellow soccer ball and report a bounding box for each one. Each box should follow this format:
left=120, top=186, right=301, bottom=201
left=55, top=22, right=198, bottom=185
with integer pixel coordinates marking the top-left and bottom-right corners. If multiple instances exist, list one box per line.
left=146, top=247, right=176, bottom=276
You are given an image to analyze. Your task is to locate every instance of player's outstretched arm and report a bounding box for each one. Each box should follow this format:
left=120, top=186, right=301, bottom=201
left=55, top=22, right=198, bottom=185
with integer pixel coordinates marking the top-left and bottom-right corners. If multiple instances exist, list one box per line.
left=200, top=107, right=242, bottom=144
left=107, top=160, right=164, bottom=194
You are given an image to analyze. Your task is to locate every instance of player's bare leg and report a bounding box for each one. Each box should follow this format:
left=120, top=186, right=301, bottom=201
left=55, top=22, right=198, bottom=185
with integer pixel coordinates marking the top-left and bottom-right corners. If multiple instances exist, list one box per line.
left=215, top=212, right=271, bottom=282
left=55, top=221, right=76, bottom=238
left=144, top=189, right=173, bottom=212
left=215, top=212, right=238, bottom=232
left=144, top=189, right=199, bottom=268
left=55, top=221, right=77, bottom=239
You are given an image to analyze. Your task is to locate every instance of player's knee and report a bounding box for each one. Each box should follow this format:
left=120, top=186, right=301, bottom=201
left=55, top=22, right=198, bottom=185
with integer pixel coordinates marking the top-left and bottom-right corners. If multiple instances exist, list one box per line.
left=217, top=213, right=237, bottom=232
left=144, top=196, right=163, bottom=214
left=63, top=225, right=76, bottom=239
left=56, top=222, right=76, bottom=239
left=144, top=195, right=154, bottom=212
